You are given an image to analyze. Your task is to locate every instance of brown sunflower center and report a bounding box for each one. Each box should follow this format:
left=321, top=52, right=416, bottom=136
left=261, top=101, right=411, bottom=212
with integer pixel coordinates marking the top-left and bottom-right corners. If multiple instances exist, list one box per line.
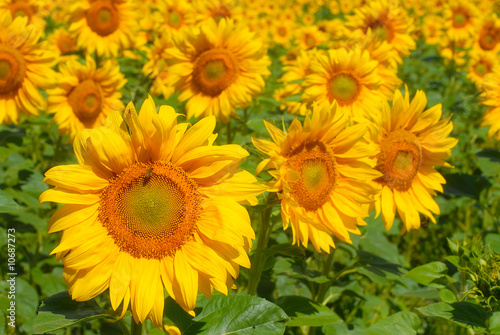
left=86, top=0, right=120, bottom=36
left=99, top=162, right=202, bottom=259
left=9, top=3, right=33, bottom=22
left=479, top=28, right=497, bottom=50
left=193, top=49, right=238, bottom=96
left=366, top=17, right=394, bottom=41
left=68, top=79, right=103, bottom=122
left=277, top=27, right=287, bottom=37
left=57, top=35, right=76, bottom=54
left=328, top=73, right=360, bottom=105
left=0, top=46, right=26, bottom=96
left=474, top=61, right=490, bottom=76
left=286, top=141, right=337, bottom=211
left=304, top=33, right=317, bottom=48
left=375, top=129, right=422, bottom=191
left=452, top=9, right=469, bottom=28
left=167, top=9, right=182, bottom=28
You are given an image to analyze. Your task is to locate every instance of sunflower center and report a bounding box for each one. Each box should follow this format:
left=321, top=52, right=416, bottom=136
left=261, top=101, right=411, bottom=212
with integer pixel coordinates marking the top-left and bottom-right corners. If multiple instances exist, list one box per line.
left=474, top=62, right=490, bottom=76
left=366, top=17, right=393, bottom=41
left=68, top=79, right=103, bottom=122
left=277, top=27, right=287, bottom=37
left=328, top=73, right=360, bottom=105
left=375, top=129, right=422, bottom=191
left=286, top=141, right=337, bottom=211
left=99, top=162, right=202, bottom=259
left=479, top=29, right=497, bottom=50
left=9, top=3, right=33, bottom=21
left=57, top=36, right=76, bottom=54
left=0, top=46, right=26, bottom=96
left=452, top=10, right=468, bottom=28
left=304, top=33, right=316, bottom=48
left=86, top=1, right=120, bottom=36
left=192, top=49, right=238, bottom=96
left=168, top=10, right=182, bottom=28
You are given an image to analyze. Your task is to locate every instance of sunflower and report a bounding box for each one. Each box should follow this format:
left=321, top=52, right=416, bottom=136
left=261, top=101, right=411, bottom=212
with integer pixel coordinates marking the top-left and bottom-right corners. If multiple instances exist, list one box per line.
left=46, top=57, right=126, bottom=140
left=0, top=0, right=47, bottom=31
left=302, top=47, right=384, bottom=122
left=151, top=0, right=195, bottom=34
left=370, top=88, right=458, bottom=233
left=473, top=13, right=500, bottom=53
left=46, top=27, right=79, bottom=62
left=422, top=14, right=444, bottom=46
left=0, top=12, right=56, bottom=124
left=466, top=50, right=498, bottom=89
left=40, top=96, right=265, bottom=327
left=252, top=102, right=380, bottom=252
left=168, top=18, right=270, bottom=123
left=480, top=69, right=500, bottom=140
left=68, top=0, right=139, bottom=57
left=345, top=0, right=416, bottom=62
left=443, top=1, right=479, bottom=43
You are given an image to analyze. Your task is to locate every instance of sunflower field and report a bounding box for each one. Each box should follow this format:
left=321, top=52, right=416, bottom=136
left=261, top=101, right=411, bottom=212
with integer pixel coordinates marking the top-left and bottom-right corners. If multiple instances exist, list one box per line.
left=2, top=0, right=500, bottom=334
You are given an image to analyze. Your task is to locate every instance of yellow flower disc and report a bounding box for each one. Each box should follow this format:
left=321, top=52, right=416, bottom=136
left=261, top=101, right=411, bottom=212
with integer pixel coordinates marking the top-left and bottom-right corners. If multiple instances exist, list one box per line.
left=474, top=61, right=490, bottom=76
left=167, top=10, right=182, bottom=29
left=452, top=9, right=468, bottom=28
left=57, top=36, right=76, bottom=54
left=375, top=129, right=422, bottom=191
left=365, top=18, right=394, bottom=41
left=68, top=79, right=103, bottom=121
left=0, top=45, right=26, bottom=96
left=286, top=141, right=338, bottom=211
left=9, top=2, right=33, bottom=21
left=99, top=162, right=202, bottom=259
left=479, top=28, right=497, bottom=51
left=328, top=73, right=361, bottom=105
left=86, top=0, right=120, bottom=37
left=193, top=49, right=238, bottom=96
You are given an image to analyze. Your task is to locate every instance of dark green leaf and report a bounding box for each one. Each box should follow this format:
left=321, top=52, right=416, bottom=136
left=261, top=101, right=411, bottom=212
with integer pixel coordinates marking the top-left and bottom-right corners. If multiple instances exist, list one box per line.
left=417, top=302, right=492, bottom=329
left=356, top=250, right=404, bottom=277
left=183, top=295, right=288, bottom=335
left=33, top=292, right=114, bottom=334
left=275, top=296, right=345, bottom=327
left=0, top=190, right=19, bottom=213
left=443, top=173, right=491, bottom=199
left=404, top=262, right=448, bottom=288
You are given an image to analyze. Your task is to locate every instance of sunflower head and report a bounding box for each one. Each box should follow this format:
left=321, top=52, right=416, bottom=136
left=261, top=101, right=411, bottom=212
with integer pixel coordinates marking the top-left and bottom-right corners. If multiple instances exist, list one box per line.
left=40, top=96, right=265, bottom=327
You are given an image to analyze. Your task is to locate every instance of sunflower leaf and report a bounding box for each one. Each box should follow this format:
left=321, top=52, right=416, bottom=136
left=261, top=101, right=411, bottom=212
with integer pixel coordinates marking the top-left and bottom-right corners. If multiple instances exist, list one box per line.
left=0, top=190, right=20, bottom=213
left=417, top=302, right=492, bottom=330
left=33, top=292, right=115, bottom=334
left=183, top=295, right=288, bottom=335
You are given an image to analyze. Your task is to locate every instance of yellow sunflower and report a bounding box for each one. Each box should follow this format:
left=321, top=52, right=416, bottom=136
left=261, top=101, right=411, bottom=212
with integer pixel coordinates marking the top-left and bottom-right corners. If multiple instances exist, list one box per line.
left=151, top=0, right=195, bottom=34
left=40, top=96, right=265, bottom=327
left=46, top=57, right=126, bottom=141
left=443, top=0, right=479, bottom=43
left=168, top=18, right=270, bottom=123
left=0, top=0, right=47, bottom=31
left=473, top=13, right=500, bottom=53
left=480, top=69, right=500, bottom=140
left=466, top=50, right=498, bottom=89
left=302, top=47, right=384, bottom=122
left=0, top=12, right=56, bottom=124
left=252, top=102, right=380, bottom=252
left=46, top=27, right=79, bottom=62
left=345, top=0, right=416, bottom=62
left=370, top=88, right=458, bottom=233
left=68, top=0, right=139, bottom=57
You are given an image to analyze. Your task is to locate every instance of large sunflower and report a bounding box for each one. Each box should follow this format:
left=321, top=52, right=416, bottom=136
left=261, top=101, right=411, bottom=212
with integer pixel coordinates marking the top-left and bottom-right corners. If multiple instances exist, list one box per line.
left=443, top=1, right=479, bottom=43
left=0, top=0, right=47, bottom=31
left=46, top=57, right=126, bottom=141
left=168, top=18, right=270, bottom=123
left=68, top=0, right=139, bottom=57
left=252, top=102, right=380, bottom=253
left=302, top=47, right=384, bottom=122
left=370, top=88, right=458, bottom=233
left=0, top=12, right=56, bottom=124
left=40, top=97, right=265, bottom=327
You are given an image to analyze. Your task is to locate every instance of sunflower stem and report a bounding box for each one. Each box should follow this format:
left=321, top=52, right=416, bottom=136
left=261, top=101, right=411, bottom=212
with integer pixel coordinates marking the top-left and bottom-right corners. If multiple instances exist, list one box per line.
left=247, top=193, right=276, bottom=296
left=130, top=320, right=142, bottom=335
left=313, top=250, right=335, bottom=304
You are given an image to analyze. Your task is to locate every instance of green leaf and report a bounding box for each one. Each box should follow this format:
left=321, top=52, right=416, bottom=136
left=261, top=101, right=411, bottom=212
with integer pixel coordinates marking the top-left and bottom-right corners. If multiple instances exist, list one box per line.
left=359, top=311, right=421, bottom=335
left=0, top=190, right=20, bottom=213
left=183, top=295, right=288, bottom=335
left=33, top=292, right=114, bottom=334
left=439, top=289, right=457, bottom=303
left=417, top=302, right=492, bottom=329
left=488, top=311, right=500, bottom=333
left=275, top=296, right=345, bottom=327
left=405, top=262, right=448, bottom=288
left=485, top=234, right=500, bottom=253
left=356, top=250, right=404, bottom=277
left=443, top=173, right=491, bottom=199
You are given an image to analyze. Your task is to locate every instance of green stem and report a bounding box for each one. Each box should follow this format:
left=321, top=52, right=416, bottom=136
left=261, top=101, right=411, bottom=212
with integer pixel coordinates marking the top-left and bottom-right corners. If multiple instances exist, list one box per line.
left=116, top=318, right=130, bottom=335
left=226, top=119, right=232, bottom=144
left=313, top=251, right=335, bottom=303
left=130, top=320, right=142, bottom=335
left=247, top=193, right=276, bottom=296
